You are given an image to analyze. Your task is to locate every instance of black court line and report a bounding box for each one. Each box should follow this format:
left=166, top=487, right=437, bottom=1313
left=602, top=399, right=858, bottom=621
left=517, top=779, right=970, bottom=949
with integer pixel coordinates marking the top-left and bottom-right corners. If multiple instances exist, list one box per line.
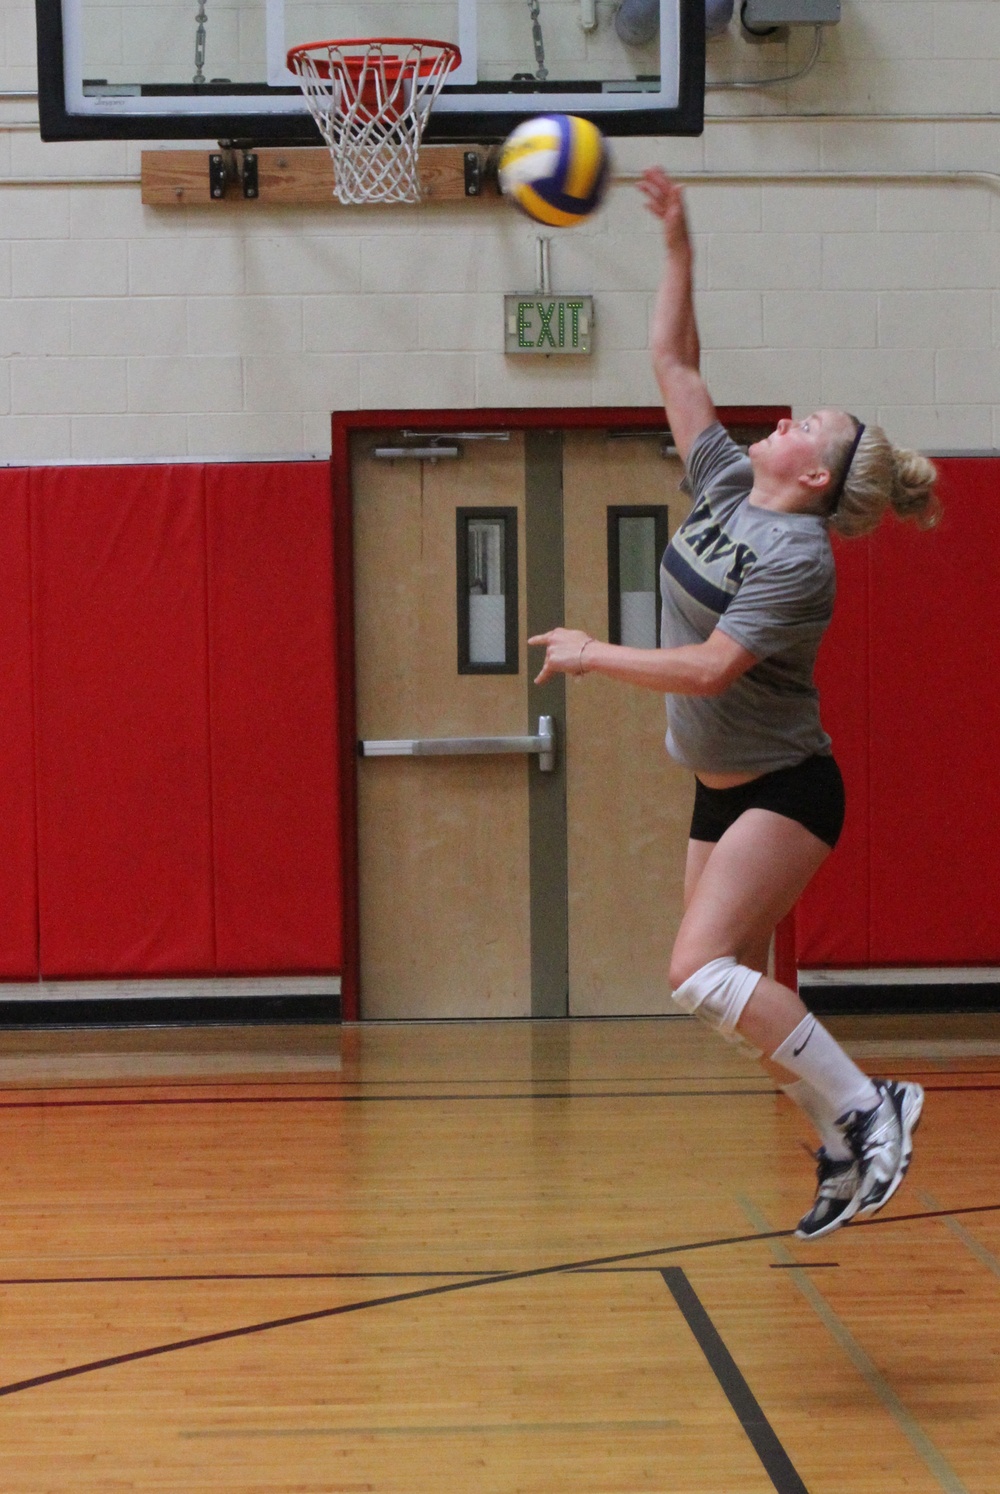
left=908, top=1087, right=1000, bottom=1099
left=1, top=1200, right=999, bottom=1399
left=0, top=1073, right=991, bottom=1108
left=328, top=1076, right=780, bottom=1088
left=0, top=1068, right=996, bottom=1106
left=0, top=1271, right=504, bottom=1285
left=768, top=1262, right=839, bottom=1269
left=1, top=1067, right=994, bottom=1097
left=0, top=1201, right=998, bottom=1293
left=0, top=1079, right=997, bottom=1113
left=662, top=1269, right=809, bottom=1493
left=0, top=1235, right=791, bottom=1400
left=0, top=1088, right=776, bottom=1110
left=0, top=1074, right=783, bottom=1095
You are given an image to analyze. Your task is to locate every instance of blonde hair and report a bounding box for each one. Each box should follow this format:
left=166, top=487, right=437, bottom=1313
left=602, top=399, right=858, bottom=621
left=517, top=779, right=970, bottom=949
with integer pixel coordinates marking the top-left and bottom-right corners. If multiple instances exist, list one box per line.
left=825, top=421, right=941, bottom=539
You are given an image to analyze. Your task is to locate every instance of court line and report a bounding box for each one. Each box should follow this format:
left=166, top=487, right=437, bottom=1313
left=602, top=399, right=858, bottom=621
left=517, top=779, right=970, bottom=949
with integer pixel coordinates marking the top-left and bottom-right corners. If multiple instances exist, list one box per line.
left=0, top=1203, right=997, bottom=1291
left=0, top=1237, right=789, bottom=1400
left=662, top=1268, right=808, bottom=1494
left=0, top=1271, right=506, bottom=1284
left=919, top=1189, right=1000, bottom=1281
left=1, top=1201, right=1000, bottom=1399
left=0, top=1088, right=776, bottom=1110
left=0, top=1074, right=778, bottom=1094
left=0, top=1067, right=992, bottom=1103
left=0, top=1080, right=993, bottom=1111
left=739, top=1197, right=973, bottom=1494
left=908, top=1087, right=998, bottom=1099
left=768, top=1261, right=839, bottom=1269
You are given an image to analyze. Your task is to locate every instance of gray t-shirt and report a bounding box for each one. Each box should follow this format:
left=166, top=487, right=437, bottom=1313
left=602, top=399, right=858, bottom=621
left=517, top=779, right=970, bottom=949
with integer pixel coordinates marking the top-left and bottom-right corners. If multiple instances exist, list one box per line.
left=660, top=422, right=835, bottom=775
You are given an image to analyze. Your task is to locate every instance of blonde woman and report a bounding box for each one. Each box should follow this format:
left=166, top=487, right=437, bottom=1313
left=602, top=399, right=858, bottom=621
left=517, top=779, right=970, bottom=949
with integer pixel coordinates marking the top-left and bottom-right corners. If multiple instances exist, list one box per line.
left=530, top=168, right=939, bottom=1239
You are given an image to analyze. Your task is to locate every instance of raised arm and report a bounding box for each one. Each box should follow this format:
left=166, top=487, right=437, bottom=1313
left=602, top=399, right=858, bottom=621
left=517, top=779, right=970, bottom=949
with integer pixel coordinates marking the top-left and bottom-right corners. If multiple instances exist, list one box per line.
left=638, top=167, right=717, bottom=466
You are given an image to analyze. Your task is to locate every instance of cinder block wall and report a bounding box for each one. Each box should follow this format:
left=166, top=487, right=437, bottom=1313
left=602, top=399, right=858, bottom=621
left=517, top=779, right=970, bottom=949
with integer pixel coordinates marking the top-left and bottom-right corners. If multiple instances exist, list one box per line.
left=3, top=2, right=1000, bottom=461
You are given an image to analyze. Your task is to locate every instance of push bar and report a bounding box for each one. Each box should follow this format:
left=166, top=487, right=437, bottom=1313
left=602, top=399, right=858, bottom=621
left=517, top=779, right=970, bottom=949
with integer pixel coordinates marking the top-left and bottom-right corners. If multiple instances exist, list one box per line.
left=361, top=715, right=556, bottom=772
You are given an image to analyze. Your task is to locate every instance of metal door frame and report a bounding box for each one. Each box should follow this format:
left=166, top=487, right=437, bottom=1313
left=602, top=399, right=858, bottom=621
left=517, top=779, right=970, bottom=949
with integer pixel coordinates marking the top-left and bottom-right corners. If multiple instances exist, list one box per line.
left=331, top=404, right=788, bottom=1020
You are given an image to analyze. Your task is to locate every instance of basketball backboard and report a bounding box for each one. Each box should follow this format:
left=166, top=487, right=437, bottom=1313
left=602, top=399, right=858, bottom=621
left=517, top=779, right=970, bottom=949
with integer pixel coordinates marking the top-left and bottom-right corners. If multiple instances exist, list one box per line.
left=35, top=0, right=704, bottom=142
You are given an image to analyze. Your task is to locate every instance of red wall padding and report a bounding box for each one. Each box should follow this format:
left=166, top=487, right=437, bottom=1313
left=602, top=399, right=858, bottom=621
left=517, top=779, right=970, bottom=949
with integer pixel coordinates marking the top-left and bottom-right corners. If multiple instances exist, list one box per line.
left=796, top=457, right=1000, bottom=968
left=868, top=458, right=1000, bottom=963
left=19, top=460, right=342, bottom=979
left=32, top=466, right=216, bottom=976
left=0, top=472, right=40, bottom=977
left=206, top=464, right=341, bottom=972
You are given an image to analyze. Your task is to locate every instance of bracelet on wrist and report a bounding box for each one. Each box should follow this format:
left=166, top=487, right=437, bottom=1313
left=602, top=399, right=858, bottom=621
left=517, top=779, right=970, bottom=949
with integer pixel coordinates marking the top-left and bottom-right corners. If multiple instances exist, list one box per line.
left=577, top=637, right=596, bottom=676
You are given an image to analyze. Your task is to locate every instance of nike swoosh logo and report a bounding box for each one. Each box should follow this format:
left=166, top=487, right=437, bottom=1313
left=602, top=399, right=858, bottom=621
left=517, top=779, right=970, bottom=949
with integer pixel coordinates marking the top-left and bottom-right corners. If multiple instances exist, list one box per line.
left=793, top=1022, right=816, bottom=1058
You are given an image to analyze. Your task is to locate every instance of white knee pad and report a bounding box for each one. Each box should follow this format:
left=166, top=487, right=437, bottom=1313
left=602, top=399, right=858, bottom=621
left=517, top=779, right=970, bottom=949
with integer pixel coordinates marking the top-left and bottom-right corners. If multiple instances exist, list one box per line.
left=672, top=957, right=763, bottom=1048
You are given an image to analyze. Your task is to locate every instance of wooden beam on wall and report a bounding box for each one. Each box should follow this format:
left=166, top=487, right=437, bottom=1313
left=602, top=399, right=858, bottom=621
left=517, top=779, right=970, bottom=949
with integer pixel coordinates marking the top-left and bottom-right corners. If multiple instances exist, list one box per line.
left=141, top=145, right=496, bottom=207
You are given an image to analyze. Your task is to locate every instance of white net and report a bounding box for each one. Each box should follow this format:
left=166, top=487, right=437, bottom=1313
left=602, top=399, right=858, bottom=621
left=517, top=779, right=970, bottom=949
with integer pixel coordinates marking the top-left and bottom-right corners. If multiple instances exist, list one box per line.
left=287, top=39, right=461, bottom=206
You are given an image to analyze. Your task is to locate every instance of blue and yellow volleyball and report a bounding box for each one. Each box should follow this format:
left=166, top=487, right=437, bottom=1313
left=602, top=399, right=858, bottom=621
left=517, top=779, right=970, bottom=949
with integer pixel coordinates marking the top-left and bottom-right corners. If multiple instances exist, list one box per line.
left=498, top=114, right=610, bottom=228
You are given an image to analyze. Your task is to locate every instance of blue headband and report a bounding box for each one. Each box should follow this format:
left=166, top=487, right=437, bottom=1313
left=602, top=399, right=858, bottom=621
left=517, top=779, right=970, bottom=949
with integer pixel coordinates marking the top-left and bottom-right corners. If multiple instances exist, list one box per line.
left=829, top=420, right=865, bottom=511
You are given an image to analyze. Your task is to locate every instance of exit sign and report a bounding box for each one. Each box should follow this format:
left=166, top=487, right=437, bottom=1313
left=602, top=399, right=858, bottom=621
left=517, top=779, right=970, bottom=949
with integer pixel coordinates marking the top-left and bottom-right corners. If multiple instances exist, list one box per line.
left=504, top=295, right=594, bottom=355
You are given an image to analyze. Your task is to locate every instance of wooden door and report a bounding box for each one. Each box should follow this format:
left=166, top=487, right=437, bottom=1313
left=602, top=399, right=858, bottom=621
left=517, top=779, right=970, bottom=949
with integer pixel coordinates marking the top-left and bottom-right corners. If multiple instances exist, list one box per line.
left=353, top=434, right=533, bottom=1018
left=563, top=432, right=694, bottom=1015
left=352, top=426, right=708, bottom=1018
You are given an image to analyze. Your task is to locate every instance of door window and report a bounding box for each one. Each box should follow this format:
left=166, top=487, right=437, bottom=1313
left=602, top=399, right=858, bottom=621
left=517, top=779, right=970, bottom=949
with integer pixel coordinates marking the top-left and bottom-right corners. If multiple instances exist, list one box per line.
left=457, top=508, right=519, bottom=673
left=607, top=506, right=669, bottom=649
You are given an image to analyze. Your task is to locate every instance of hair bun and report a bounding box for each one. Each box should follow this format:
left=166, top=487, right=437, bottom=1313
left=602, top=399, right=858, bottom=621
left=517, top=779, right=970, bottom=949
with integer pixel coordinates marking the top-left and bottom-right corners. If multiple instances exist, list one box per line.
left=891, top=448, right=941, bottom=530
left=829, top=425, right=940, bottom=538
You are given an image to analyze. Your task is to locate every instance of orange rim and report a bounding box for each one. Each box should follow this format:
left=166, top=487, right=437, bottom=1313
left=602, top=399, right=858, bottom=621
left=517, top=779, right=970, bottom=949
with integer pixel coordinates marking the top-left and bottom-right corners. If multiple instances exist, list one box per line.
left=286, top=38, right=461, bottom=83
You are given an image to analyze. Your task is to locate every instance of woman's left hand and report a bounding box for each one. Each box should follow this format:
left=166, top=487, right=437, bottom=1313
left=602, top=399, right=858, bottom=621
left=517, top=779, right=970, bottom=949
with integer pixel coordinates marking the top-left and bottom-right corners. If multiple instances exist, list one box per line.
left=528, top=628, right=594, bottom=684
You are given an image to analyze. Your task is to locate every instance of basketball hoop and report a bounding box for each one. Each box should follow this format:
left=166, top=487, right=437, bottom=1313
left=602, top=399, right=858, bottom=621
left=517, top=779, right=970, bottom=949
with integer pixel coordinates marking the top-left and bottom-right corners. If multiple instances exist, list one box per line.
left=286, top=38, right=462, bottom=205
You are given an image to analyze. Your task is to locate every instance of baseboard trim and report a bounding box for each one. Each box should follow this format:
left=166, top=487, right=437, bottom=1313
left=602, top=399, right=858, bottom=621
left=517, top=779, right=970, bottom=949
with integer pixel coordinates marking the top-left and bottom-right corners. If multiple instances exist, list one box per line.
left=0, top=978, right=342, bottom=1029
left=0, top=976, right=340, bottom=1002
left=800, top=967, right=1000, bottom=986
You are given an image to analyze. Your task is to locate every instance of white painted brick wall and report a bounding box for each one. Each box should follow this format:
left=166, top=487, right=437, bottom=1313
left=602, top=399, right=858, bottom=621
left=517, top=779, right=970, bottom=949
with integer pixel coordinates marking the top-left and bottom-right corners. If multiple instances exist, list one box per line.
left=72, top=298, right=187, bottom=357
left=4, top=4, right=1000, bottom=459
left=189, top=410, right=309, bottom=456
left=764, top=292, right=876, bottom=350
left=243, top=352, right=359, bottom=411
left=12, top=241, right=129, bottom=299
left=0, top=301, right=71, bottom=357
left=69, top=414, right=190, bottom=461
left=11, top=356, right=128, bottom=415
left=127, top=354, right=244, bottom=414
left=416, top=295, right=494, bottom=354
left=878, top=292, right=992, bottom=351
left=191, top=296, right=306, bottom=356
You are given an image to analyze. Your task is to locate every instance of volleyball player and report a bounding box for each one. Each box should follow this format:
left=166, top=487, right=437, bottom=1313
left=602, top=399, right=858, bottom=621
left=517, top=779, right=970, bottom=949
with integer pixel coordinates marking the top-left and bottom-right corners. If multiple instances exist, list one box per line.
left=530, top=167, right=940, bottom=1239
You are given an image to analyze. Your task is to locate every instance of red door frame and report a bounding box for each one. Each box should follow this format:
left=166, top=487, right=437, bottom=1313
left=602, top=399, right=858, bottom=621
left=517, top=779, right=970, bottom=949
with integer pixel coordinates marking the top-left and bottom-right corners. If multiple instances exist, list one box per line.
left=331, top=404, right=791, bottom=1020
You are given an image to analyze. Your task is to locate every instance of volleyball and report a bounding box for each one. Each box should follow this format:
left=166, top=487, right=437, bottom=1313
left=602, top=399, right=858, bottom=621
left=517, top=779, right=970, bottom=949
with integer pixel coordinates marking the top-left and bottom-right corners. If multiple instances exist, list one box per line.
left=498, top=114, right=610, bottom=228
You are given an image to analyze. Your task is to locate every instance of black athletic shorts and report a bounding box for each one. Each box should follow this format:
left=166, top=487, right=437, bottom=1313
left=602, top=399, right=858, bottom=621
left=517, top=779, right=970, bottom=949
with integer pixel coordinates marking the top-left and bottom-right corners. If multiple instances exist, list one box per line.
left=689, top=753, right=846, bottom=850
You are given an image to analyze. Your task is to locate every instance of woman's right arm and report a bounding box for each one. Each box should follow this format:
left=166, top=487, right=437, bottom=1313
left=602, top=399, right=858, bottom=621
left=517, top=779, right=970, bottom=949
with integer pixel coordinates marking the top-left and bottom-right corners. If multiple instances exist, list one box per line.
left=639, top=167, right=718, bottom=466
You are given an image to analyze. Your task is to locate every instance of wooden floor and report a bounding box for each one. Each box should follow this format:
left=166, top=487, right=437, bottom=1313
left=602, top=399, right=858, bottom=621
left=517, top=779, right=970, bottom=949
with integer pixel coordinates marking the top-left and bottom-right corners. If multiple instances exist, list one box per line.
left=0, top=1015, right=998, bottom=1493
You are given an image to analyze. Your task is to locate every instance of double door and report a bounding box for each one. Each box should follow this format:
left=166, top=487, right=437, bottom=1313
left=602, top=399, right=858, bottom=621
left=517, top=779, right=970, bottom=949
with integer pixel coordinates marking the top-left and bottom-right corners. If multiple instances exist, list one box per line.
left=352, top=426, right=696, bottom=1019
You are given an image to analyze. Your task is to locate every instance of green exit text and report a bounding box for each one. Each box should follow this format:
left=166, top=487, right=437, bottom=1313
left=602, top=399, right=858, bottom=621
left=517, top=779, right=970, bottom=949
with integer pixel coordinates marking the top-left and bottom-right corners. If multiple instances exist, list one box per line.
left=504, top=295, right=594, bottom=355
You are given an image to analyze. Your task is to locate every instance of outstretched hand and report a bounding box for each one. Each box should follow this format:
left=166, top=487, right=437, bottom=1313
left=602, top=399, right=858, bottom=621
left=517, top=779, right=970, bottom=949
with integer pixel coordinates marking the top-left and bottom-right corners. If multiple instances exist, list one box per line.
left=528, top=628, right=595, bottom=684
left=637, top=166, right=690, bottom=253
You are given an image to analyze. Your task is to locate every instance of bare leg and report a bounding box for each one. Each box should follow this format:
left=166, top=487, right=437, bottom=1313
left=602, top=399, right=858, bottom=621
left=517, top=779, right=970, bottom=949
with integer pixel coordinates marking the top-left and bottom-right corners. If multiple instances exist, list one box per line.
left=674, top=807, right=915, bottom=1238
left=671, top=808, right=829, bottom=1050
left=682, top=836, right=791, bottom=1073
left=672, top=806, right=884, bottom=1134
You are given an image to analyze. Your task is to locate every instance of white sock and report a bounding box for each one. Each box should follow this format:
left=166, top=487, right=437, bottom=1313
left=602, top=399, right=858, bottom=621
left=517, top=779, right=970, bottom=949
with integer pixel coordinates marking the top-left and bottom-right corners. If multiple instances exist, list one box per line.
left=771, top=1015, right=879, bottom=1120
left=781, top=1078, right=853, bottom=1160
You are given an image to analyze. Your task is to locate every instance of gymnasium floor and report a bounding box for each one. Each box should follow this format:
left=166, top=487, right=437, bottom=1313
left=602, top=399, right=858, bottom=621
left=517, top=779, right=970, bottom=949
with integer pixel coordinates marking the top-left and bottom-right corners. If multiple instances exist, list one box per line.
left=0, top=1015, right=997, bottom=1493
